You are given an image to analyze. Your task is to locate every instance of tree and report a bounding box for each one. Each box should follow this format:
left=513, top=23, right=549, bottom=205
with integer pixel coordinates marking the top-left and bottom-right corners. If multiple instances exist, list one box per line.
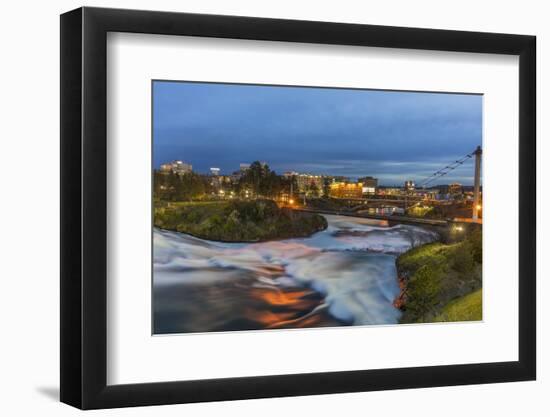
left=165, top=172, right=180, bottom=201
left=153, top=170, right=168, bottom=200
left=322, top=178, right=331, bottom=198
left=153, top=170, right=211, bottom=202
left=238, top=161, right=283, bottom=198
left=467, top=228, right=482, bottom=264
left=307, top=182, right=320, bottom=198
left=281, top=175, right=298, bottom=200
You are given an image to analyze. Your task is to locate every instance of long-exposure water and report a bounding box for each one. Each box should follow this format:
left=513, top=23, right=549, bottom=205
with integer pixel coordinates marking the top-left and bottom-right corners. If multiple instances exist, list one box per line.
left=153, top=214, right=438, bottom=334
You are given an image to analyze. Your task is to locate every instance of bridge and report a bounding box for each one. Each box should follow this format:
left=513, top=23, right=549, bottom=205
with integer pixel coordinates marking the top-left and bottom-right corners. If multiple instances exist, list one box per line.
left=417, top=145, right=482, bottom=221
left=291, top=146, right=483, bottom=227
left=293, top=207, right=449, bottom=227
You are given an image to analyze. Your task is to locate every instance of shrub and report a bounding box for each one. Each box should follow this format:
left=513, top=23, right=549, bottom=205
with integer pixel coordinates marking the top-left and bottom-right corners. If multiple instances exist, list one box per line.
left=468, top=228, right=482, bottom=264
left=154, top=200, right=326, bottom=242
left=452, top=240, right=474, bottom=273
left=185, top=210, right=202, bottom=223
left=405, top=264, right=443, bottom=321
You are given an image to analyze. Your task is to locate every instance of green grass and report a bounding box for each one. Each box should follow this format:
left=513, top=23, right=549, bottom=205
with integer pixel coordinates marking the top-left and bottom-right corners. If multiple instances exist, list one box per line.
left=397, top=242, right=451, bottom=272
left=433, top=289, right=482, bottom=322
left=398, top=230, right=482, bottom=324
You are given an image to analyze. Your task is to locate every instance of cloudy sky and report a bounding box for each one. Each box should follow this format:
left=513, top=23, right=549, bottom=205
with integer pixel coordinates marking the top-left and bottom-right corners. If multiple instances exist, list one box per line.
left=153, top=81, right=482, bottom=186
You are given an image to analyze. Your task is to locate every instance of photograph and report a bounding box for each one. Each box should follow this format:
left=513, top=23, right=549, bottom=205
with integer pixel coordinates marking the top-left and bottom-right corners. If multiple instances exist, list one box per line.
left=152, top=81, right=483, bottom=335
left=52, top=3, right=540, bottom=412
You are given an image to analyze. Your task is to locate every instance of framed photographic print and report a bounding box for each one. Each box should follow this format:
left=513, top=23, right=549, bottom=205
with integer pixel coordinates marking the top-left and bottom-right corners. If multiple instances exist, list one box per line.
left=60, top=7, right=536, bottom=409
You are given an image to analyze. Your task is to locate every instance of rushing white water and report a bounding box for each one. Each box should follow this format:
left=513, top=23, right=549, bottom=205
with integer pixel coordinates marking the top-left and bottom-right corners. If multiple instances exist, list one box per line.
left=153, top=214, right=438, bottom=334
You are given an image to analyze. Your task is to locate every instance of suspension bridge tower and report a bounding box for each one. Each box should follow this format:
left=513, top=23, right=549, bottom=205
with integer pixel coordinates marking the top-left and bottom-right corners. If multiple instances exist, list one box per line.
left=472, top=146, right=482, bottom=220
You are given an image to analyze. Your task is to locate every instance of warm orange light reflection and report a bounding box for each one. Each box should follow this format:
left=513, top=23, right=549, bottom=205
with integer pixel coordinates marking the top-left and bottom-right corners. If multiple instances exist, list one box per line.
left=249, top=287, right=322, bottom=328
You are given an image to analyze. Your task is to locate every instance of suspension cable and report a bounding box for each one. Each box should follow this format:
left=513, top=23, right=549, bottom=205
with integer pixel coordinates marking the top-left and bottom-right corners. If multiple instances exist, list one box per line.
left=418, top=148, right=478, bottom=189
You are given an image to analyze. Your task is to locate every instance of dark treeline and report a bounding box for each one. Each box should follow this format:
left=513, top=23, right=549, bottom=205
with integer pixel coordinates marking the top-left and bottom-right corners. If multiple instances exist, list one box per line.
left=153, top=171, right=212, bottom=201
left=236, top=161, right=297, bottom=198
left=154, top=161, right=298, bottom=202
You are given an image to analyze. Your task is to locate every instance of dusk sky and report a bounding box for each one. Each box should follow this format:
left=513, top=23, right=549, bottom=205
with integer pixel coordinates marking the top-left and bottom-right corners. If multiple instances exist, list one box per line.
left=153, top=81, right=482, bottom=186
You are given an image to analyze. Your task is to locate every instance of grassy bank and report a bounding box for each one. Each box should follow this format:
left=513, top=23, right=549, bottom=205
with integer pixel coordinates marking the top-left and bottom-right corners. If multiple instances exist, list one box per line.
left=433, top=289, right=482, bottom=322
left=154, top=199, right=328, bottom=242
left=396, top=228, right=482, bottom=323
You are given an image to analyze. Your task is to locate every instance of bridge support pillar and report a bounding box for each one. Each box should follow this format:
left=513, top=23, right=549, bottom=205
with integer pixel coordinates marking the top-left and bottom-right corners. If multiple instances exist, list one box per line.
left=473, top=146, right=482, bottom=220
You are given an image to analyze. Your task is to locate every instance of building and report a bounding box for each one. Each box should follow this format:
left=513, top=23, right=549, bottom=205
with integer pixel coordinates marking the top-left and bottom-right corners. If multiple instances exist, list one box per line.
left=448, top=182, right=463, bottom=196
left=329, top=182, right=364, bottom=199
left=229, top=163, right=251, bottom=182
left=404, top=180, right=415, bottom=192
left=210, top=167, right=221, bottom=176
left=377, top=187, right=402, bottom=196
left=159, top=160, right=192, bottom=175
left=210, top=174, right=232, bottom=191
left=297, top=174, right=324, bottom=196
left=229, top=172, right=242, bottom=184
left=415, top=189, right=439, bottom=200
left=358, top=176, right=378, bottom=194
left=329, top=175, right=350, bottom=183
left=283, top=172, right=324, bottom=196
left=282, top=171, right=298, bottom=178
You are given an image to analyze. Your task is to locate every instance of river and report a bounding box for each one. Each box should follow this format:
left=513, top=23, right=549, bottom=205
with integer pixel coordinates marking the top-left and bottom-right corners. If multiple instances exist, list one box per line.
left=153, top=214, right=438, bottom=334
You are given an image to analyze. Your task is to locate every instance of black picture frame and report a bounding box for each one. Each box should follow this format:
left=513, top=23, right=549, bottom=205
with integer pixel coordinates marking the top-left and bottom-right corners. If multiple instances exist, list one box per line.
left=60, top=6, right=536, bottom=410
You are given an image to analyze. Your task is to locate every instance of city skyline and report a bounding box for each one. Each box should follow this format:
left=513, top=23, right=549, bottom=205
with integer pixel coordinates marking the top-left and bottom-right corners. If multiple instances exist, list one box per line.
left=157, top=158, right=480, bottom=189
left=153, top=81, right=482, bottom=185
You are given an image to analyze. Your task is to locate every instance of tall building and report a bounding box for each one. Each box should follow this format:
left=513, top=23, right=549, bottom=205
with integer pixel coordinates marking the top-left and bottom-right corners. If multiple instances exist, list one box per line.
left=210, top=167, right=221, bottom=176
left=239, top=163, right=250, bottom=172
left=159, top=160, right=192, bottom=175
left=329, top=182, right=364, bottom=199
